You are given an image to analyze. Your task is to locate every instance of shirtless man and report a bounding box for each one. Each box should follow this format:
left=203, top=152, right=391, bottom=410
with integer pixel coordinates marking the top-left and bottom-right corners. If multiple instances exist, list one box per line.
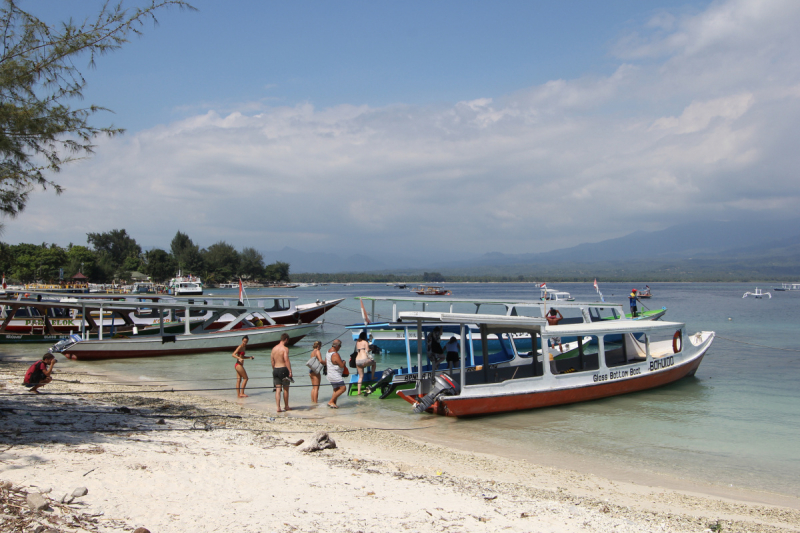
left=546, top=308, right=564, bottom=353
left=271, top=333, right=293, bottom=412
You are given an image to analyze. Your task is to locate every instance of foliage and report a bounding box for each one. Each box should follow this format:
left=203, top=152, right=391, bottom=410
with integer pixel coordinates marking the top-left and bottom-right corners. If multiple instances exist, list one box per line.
left=87, top=228, right=141, bottom=274
left=202, top=241, right=239, bottom=283
left=143, top=247, right=175, bottom=281
left=239, top=247, right=264, bottom=280
left=0, top=0, right=194, bottom=216
left=422, top=271, right=445, bottom=282
left=264, top=261, right=290, bottom=282
left=170, top=231, right=203, bottom=273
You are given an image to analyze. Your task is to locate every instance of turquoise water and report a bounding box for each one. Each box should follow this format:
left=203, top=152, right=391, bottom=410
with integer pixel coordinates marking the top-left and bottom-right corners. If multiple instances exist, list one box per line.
left=4, top=283, right=799, bottom=498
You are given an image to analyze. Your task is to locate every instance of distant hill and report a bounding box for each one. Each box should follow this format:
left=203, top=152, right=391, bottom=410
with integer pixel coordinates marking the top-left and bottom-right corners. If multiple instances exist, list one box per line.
left=270, top=219, right=800, bottom=280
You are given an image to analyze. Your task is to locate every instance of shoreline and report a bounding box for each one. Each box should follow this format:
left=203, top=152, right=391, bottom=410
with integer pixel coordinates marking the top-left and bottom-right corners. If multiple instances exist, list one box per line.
left=2, top=359, right=800, bottom=532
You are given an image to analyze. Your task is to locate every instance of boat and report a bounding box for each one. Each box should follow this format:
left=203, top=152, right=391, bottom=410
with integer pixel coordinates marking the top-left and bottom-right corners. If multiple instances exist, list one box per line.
left=47, top=299, right=319, bottom=360
left=393, top=310, right=714, bottom=417
left=774, top=283, right=800, bottom=291
left=413, top=286, right=452, bottom=296
left=743, top=288, right=771, bottom=299
left=169, top=274, right=203, bottom=296
left=540, top=286, right=574, bottom=301
left=638, top=286, right=652, bottom=298
left=344, top=296, right=668, bottom=398
left=353, top=296, right=667, bottom=354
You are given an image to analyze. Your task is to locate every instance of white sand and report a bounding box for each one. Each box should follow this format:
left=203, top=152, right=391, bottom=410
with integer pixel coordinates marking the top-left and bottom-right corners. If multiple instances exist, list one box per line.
left=2, top=362, right=799, bottom=533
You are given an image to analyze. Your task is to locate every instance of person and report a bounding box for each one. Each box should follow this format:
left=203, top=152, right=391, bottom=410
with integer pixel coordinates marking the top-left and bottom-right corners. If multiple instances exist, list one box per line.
left=308, top=340, right=325, bottom=403
left=545, top=308, right=564, bottom=353
left=355, top=331, right=377, bottom=395
left=232, top=336, right=253, bottom=398
left=629, top=289, right=639, bottom=318
left=325, top=339, right=347, bottom=408
left=271, top=333, right=293, bottom=412
left=426, top=326, right=444, bottom=370
left=444, top=336, right=460, bottom=372
left=23, top=353, right=56, bottom=394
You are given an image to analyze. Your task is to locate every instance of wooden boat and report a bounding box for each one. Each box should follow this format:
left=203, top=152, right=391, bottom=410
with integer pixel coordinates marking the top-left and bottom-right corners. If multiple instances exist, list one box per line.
left=638, top=286, right=652, bottom=298
left=45, top=299, right=319, bottom=360
left=352, top=296, right=667, bottom=354
left=413, top=286, right=452, bottom=296
left=392, top=310, right=713, bottom=417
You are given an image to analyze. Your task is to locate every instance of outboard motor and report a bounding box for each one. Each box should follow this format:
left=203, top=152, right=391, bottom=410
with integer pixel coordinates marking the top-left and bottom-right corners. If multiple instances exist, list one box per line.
left=363, top=368, right=394, bottom=395
left=49, top=334, right=82, bottom=354
left=413, top=374, right=460, bottom=413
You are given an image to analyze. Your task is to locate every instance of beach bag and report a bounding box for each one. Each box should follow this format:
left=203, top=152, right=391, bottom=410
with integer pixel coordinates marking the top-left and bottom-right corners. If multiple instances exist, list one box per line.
left=306, top=356, right=323, bottom=374
left=349, top=348, right=358, bottom=368
left=342, top=365, right=350, bottom=377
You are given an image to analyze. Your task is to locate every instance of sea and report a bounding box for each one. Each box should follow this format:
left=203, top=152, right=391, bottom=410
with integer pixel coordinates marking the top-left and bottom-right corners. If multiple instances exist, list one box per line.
left=4, top=282, right=799, bottom=501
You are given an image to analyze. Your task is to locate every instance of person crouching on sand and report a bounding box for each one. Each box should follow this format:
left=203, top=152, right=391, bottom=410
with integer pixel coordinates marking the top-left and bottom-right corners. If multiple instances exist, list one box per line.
left=325, top=339, right=346, bottom=408
left=232, top=336, right=253, bottom=398
left=271, top=333, right=293, bottom=413
left=23, top=353, right=56, bottom=394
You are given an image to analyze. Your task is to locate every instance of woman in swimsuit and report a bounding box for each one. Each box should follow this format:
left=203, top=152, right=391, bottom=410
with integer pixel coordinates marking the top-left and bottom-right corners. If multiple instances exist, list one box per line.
left=354, top=331, right=377, bottom=395
left=309, top=340, right=324, bottom=403
left=232, top=336, right=252, bottom=398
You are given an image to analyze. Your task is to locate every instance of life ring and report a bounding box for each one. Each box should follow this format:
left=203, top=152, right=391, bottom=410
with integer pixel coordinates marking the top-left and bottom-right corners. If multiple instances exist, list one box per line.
left=672, top=330, right=682, bottom=353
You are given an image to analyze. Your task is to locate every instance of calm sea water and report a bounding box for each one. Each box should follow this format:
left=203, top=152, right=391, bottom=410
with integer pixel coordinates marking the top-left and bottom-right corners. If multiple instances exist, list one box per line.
left=4, top=283, right=799, bottom=498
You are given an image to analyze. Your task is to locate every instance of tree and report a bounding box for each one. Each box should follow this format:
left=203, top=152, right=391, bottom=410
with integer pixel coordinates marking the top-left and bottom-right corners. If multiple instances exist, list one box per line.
left=170, top=230, right=203, bottom=273
left=86, top=228, right=141, bottom=272
left=202, top=241, right=239, bottom=282
left=65, top=244, right=98, bottom=279
left=0, top=0, right=194, bottom=216
left=264, top=261, right=290, bottom=282
left=143, top=248, right=176, bottom=281
left=239, top=247, right=264, bottom=280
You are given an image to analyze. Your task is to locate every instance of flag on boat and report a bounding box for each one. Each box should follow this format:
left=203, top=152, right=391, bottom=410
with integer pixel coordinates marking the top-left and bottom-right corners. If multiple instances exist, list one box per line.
left=359, top=299, right=371, bottom=325
left=1, top=275, right=5, bottom=290
left=539, top=282, right=546, bottom=288
left=593, top=278, right=598, bottom=291
left=238, top=279, right=243, bottom=304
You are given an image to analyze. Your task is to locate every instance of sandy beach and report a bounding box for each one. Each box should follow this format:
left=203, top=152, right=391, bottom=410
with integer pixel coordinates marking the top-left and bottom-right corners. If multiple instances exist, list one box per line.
left=2, top=360, right=799, bottom=533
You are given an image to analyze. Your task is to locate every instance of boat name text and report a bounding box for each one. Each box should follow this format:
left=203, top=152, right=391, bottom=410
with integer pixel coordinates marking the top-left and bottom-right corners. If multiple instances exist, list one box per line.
left=649, top=356, right=674, bottom=371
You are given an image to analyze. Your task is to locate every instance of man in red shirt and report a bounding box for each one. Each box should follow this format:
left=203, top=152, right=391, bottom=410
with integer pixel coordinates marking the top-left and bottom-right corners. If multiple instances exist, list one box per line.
left=23, top=353, right=56, bottom=394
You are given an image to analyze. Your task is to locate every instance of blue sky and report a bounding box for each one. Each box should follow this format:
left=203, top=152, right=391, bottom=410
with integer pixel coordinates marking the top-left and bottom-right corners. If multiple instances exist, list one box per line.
left=10, top=0, right=800, bottom=258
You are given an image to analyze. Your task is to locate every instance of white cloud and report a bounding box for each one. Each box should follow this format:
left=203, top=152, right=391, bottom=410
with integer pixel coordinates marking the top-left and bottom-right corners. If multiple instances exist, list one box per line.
left=7, top=0, right=800, bottom=256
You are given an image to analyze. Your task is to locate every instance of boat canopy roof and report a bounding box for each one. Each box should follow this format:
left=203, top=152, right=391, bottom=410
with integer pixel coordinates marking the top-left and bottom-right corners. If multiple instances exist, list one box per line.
left=355, top=296, right=621, bottom=309
left=0, top=297, right=273, bottom=314
left=397, top=311, right=685, bottom=335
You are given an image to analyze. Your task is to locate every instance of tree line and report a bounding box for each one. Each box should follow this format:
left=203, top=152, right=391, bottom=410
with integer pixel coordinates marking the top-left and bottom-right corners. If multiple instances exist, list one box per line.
left=0, top=230, right=290, bottom=284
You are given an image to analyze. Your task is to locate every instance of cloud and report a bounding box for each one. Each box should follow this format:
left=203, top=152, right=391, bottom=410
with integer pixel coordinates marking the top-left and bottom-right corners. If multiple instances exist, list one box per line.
left=8, top=0, right=800, bottom=257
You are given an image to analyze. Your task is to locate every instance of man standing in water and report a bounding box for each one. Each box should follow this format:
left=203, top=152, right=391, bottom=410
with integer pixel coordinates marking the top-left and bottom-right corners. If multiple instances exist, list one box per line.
left=271, top=333, right=293, bottom=412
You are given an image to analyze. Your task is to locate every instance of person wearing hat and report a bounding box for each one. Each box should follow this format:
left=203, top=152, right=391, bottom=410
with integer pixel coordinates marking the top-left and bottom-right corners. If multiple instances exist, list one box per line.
left=629, top=289, right=639, bottom=318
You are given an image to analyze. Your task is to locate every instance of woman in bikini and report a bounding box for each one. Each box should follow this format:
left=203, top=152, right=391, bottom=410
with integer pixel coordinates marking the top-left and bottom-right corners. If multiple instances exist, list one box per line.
left=355, top=331, right=377, bottom=395
left=232, top=336, right=253, bottom=398
left=309, top=340, right=325, bottom=403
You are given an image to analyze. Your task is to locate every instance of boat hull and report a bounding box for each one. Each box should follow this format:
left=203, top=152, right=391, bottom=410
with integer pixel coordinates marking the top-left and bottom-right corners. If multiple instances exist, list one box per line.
left=61, top=323, right=318, bottom=361
left=398, top=337, right=711, bottom=417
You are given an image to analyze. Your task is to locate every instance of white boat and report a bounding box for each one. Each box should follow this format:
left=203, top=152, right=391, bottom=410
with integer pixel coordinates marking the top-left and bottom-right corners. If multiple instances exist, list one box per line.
left=169, top=274, right=203, bottom=296
left=743, top=288, right=771, bottom=299
left=48, top=299, right=319, bottom=360
left=395, top=311, right=714, bottom=417
left=353, top=296, right=667, bottom=354
left=540, top=286, right=574, bottom=301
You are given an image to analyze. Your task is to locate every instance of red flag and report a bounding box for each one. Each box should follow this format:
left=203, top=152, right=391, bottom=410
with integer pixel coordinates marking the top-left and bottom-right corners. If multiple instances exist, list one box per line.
left=593, top=279, right=598, bottom=291
left=359, top=298, right=371, bottom=325
left=539, top=282, right=546, bottom=288
left=238, top=279, right=243, bottom=304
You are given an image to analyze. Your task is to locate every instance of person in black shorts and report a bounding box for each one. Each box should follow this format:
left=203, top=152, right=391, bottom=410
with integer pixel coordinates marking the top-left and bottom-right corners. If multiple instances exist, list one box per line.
left=271, top=333, right=293, bottom=412
left=23, top=353, right=56, bottom=394
left=445, top=336, right=460, bottom=372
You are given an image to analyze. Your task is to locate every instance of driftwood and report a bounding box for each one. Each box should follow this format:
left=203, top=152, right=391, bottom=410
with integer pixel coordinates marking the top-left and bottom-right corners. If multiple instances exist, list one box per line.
left=301, top=431, right=337, bottom=453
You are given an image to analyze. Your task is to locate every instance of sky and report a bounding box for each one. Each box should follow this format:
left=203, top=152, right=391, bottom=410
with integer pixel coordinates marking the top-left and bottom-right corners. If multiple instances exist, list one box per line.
left=7, top=0, right=800, bottom=258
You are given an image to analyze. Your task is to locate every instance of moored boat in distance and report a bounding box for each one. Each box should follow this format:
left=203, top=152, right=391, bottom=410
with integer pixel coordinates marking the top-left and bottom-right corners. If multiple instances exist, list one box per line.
left=743, top=288, right=771, bottom=299
left=413, top=286, right=452, bottom=296
left=394, top=311, right=714, bottom=417
left=169, top=274, right=203, bottom=296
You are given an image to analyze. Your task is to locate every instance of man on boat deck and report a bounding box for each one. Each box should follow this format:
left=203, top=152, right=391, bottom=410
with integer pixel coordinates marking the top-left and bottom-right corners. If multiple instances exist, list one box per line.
left=426, top=326, right=445, bottom=369
left=629, top=289, right=639, bottom=318
left=545, top=309, right=564, bottom=353
left=271, top=333, right=293, bottom=413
